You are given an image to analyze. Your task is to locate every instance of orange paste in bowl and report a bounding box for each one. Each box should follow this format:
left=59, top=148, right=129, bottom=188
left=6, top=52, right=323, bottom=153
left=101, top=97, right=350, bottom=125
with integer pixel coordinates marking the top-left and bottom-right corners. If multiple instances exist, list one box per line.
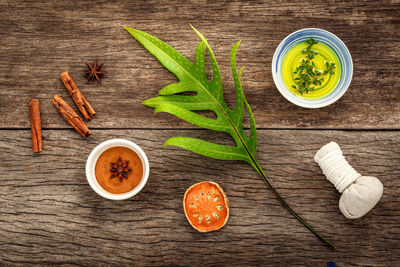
left=95, top=146, right=143, bottom=194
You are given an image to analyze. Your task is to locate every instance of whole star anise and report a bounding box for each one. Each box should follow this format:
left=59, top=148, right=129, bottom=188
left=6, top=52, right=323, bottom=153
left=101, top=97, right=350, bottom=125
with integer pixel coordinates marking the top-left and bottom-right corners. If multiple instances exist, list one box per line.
left=84, top=58, right=107, bottom=83
left=110, top=157, right=132, bottom=182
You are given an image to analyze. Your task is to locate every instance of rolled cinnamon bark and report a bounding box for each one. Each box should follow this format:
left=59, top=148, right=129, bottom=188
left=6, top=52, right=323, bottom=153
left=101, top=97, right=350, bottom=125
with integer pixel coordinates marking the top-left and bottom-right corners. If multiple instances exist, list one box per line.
left=60, top=71, right=96, bottom=120
left=28, top=99, right=42, bottom=152
left=52, top=95, right=91, bottom=138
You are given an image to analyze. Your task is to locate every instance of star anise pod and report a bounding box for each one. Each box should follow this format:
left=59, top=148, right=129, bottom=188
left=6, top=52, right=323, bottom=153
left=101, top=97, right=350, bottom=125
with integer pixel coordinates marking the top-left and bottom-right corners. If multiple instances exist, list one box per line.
left=110, top=157, right=132, bottom=182
left=84, top=58, right=107, bottom=83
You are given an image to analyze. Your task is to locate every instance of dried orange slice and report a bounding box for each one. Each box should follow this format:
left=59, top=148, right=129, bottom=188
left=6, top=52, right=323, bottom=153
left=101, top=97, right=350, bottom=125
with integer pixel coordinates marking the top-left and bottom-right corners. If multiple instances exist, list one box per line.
left=183, top=181, right=229, bottom=232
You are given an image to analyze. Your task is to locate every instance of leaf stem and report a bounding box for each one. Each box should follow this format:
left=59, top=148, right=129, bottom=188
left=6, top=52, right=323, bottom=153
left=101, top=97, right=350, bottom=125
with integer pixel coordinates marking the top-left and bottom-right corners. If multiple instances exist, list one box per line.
left=252, top=160, right=336, bottom=249
left=125, top=26, right=335, bottom=249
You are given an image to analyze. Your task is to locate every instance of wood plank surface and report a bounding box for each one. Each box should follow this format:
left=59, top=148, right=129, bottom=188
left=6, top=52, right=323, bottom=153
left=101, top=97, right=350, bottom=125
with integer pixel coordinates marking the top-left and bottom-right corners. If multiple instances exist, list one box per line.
left=0, top=129, right=399, bottom=265
left=1, top=0, right=400, bottom=129
left=1, top=0, right=400, bottom=266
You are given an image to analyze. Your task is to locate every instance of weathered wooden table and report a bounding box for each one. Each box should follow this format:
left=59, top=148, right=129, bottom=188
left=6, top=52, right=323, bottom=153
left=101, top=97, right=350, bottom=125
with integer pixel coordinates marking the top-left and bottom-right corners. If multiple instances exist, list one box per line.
left=1, top=0, right=399, bottom=265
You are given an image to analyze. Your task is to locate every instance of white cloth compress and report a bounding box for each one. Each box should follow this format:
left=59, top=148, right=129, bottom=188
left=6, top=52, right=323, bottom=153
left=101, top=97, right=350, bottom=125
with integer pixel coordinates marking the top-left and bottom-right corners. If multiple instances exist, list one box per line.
left=314, top=142, right=383, bottom=219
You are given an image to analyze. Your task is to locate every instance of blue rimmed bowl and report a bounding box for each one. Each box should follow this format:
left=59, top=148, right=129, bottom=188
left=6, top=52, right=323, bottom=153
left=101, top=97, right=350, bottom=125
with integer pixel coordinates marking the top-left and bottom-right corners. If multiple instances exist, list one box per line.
left=272, top=28, right=353, bottom=108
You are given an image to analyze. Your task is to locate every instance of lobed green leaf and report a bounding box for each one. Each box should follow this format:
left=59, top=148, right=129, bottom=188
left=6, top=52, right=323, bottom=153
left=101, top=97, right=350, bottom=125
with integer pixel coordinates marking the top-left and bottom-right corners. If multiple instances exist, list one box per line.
left=124, top=25, right=335, bottom=248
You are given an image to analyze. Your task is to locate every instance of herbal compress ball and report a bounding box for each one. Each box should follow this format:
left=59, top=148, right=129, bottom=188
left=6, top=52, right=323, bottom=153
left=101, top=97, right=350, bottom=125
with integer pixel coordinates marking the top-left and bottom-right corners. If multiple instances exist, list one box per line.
left=314, top=142, right=383, bottom=219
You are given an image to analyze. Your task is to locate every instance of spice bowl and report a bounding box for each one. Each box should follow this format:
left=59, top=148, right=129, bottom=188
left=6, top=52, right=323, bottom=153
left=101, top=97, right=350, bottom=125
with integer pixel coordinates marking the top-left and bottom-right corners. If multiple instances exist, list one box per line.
left=272, top=28, right=353, bottom=108
left=86, top=139, right=150, bottom=200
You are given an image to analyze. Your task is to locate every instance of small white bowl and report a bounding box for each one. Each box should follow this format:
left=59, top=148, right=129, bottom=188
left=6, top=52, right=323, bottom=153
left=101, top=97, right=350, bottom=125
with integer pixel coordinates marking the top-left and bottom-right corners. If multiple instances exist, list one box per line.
left=86, top=139, right=150, bottom=200
left=272, top=28, right=353, bottom=108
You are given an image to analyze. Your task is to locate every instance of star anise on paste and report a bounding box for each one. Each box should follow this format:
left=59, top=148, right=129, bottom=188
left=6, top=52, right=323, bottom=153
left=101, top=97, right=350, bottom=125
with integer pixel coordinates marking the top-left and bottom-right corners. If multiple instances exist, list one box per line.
left=110, top=157, right=132, bottom=182
left=84, top=58, right=107, bottom=83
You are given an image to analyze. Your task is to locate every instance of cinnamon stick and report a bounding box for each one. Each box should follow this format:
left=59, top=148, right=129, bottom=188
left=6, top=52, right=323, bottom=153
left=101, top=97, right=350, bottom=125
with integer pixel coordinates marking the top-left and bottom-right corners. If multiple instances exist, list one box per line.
left=28, top=99, right=42, bottom=152
left=52, top=95, right=91, bottom=138
left=59, top=71, right=95, bottom=120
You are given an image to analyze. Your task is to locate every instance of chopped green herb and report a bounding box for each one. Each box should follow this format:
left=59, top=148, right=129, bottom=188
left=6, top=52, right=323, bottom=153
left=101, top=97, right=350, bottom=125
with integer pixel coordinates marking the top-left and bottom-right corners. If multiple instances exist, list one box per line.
left=292, top=38, right=336, bottom=95
left=324, top=62, right=336, bottom=75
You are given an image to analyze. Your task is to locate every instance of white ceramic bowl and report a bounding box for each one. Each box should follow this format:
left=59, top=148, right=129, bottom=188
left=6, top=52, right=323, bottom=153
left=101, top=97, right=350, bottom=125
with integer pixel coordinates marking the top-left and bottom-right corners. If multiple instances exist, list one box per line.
left=86, top=139, right=150, bottom=200
left=272, top=28, right=353, bottom=108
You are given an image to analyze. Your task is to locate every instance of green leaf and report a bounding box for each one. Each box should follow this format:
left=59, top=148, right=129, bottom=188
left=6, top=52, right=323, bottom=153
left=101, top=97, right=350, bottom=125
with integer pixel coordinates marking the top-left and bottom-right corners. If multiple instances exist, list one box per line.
left=164, top=137, right=251, bottom=163
left=126, top=25, right=253, bottom=161
left=124, top=25, right=334, bottom=248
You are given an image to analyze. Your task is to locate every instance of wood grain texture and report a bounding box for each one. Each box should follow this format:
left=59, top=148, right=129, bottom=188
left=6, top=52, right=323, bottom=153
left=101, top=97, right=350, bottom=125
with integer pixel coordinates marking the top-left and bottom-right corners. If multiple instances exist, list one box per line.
left=0, top=0, right=400, bottom=129
left=0, top=129, right=399, bottom=266
left=1, top=0, right=400, bottom=266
